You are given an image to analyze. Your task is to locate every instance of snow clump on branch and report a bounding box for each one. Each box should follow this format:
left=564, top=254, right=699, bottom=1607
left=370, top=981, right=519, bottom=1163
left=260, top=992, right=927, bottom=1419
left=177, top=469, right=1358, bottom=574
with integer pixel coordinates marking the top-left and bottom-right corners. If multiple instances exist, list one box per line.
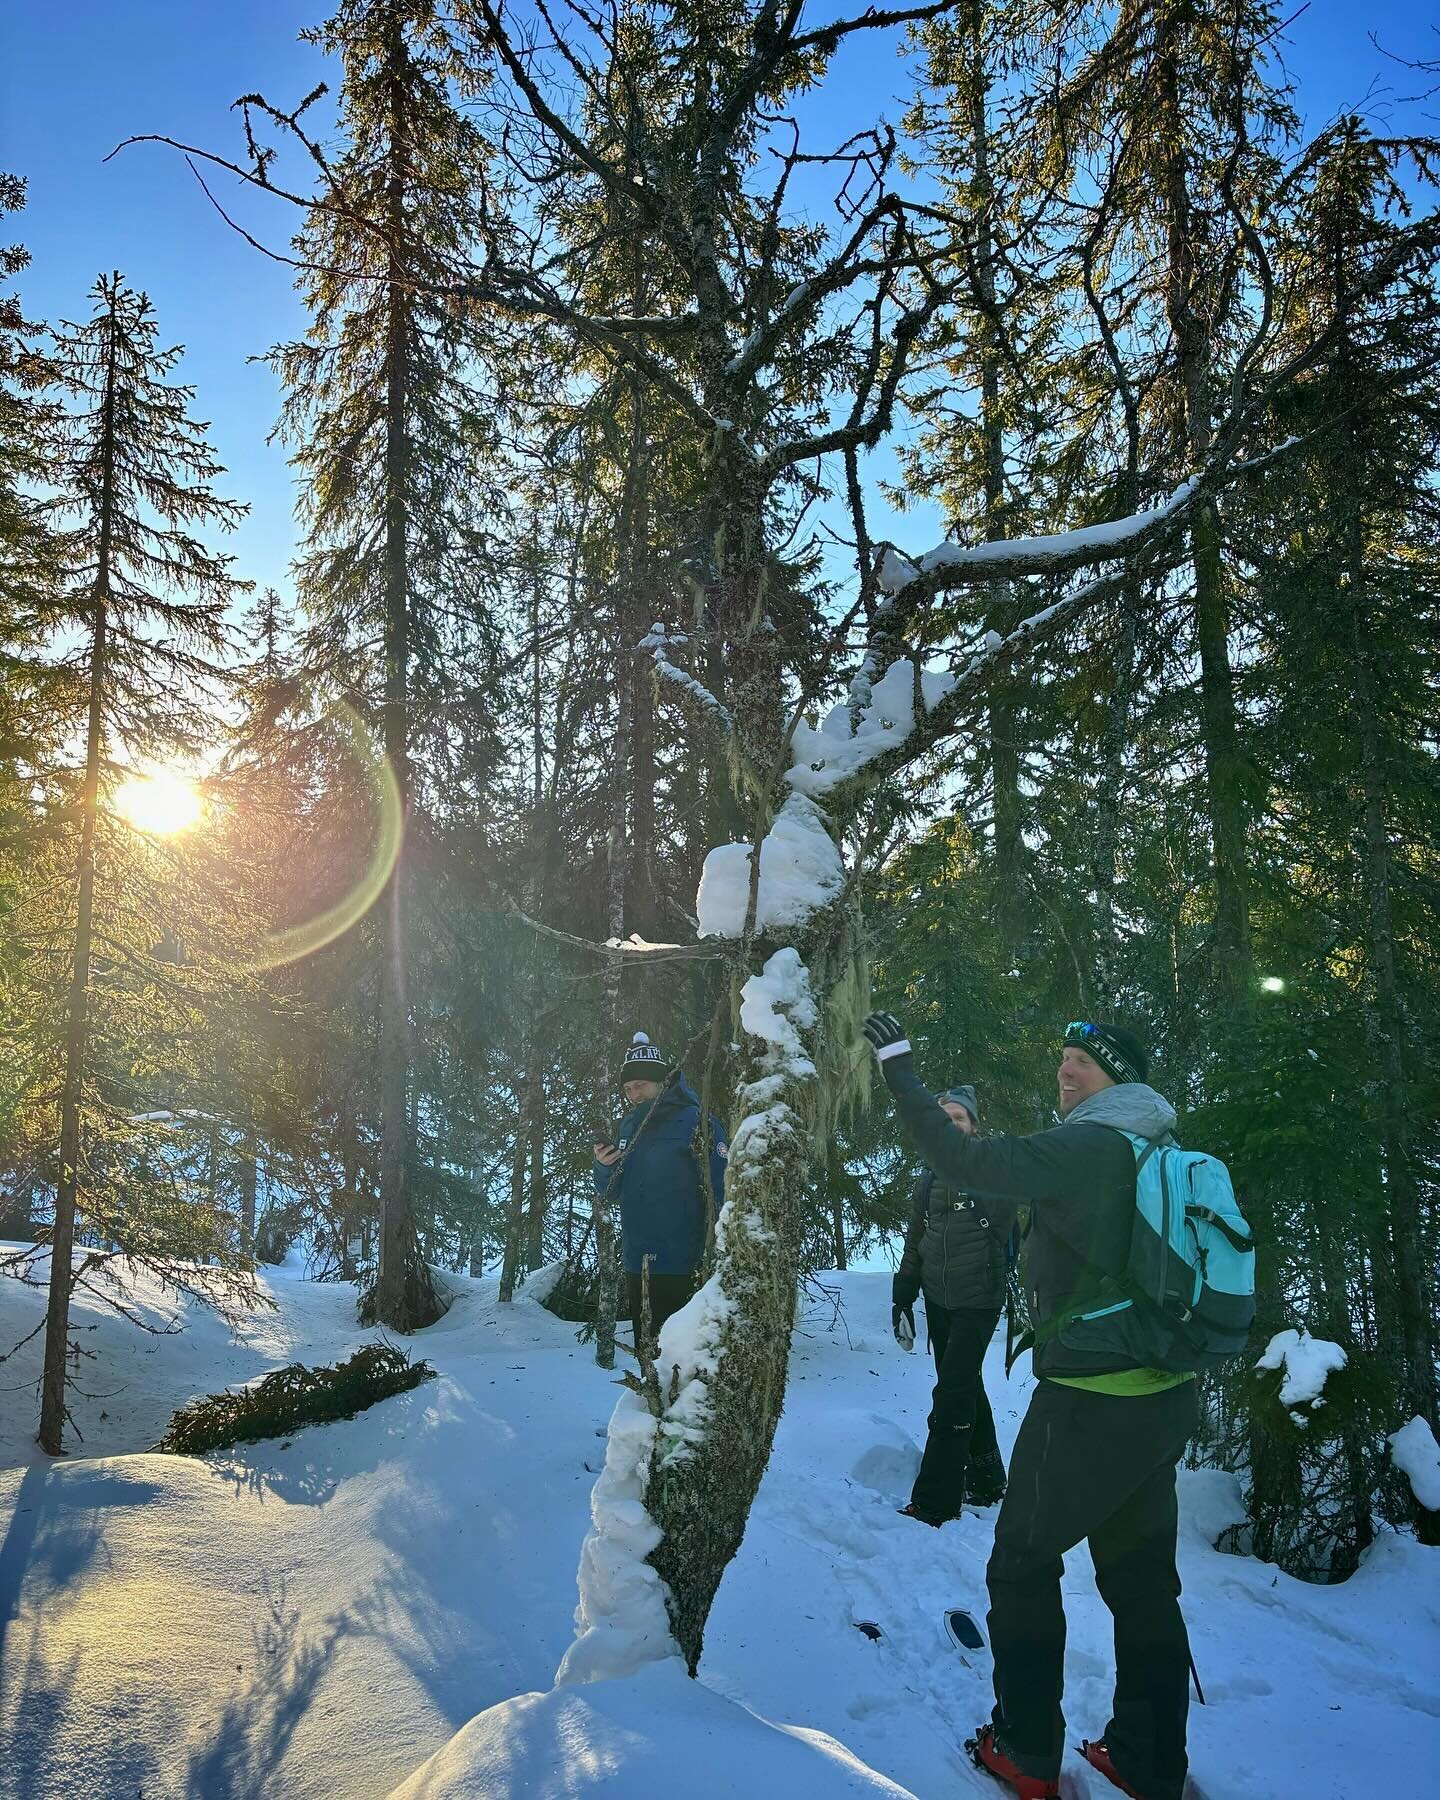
left=1388, top=1417, right=1440, bottom=1513
left=737, top=946, right=818, bottom=1069
left=1255, top=1328, right=1347, bottom=1423
left=650, top=1274, right=740, bottom=1463
left=696, top=793, right=845, bottom=937
left=786, top=658, right=958, bottom=798
left=639, top=623, right=733, bottom=731
left=724, top=949, right=820, bottom=1181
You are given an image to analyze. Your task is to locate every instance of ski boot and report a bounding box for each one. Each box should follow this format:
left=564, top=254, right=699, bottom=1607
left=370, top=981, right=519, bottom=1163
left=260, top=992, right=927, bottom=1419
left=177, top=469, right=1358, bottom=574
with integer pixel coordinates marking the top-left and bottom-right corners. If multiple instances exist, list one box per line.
left=1079, top=1739, right=1145, bottom=1798
left=965, top=1725, right=1060, bottom=1799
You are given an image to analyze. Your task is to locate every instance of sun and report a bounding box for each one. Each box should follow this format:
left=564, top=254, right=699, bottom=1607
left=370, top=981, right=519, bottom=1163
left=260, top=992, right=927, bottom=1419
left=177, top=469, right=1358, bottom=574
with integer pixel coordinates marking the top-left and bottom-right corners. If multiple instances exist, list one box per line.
left=114, top=769, right=205, bottom=836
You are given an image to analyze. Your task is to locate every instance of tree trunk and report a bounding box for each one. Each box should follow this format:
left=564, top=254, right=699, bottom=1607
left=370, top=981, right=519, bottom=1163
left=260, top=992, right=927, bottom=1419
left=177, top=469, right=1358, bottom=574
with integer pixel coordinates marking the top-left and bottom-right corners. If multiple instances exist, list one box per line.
left=238, top=1139, right=257, bottom=1254
left=1089, top=573, right=1141, bottom=1007
left=645, top=938, right=821, bottom=1672
left=593, top=639, right=629, bottom=1362
left=1157, top=33, right=1254, bottom=1018
left=593, top=344, right=653, bottom=1366
left=369, top=22, right=438, bottom=1331
left=498, top=1072, right=530, bottom=1303
left=629, top=94, right=815, bottom=1662
left=524, top=1051, right=547, bottom=1273
left=38, top=291, right=118, bottom=1456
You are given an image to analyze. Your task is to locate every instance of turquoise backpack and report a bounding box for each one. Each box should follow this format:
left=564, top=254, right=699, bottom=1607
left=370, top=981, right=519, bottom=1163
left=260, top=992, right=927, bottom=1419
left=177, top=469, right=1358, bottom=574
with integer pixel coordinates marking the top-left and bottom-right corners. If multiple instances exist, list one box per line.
left=1036, top=1133, right=1256, bottom=1373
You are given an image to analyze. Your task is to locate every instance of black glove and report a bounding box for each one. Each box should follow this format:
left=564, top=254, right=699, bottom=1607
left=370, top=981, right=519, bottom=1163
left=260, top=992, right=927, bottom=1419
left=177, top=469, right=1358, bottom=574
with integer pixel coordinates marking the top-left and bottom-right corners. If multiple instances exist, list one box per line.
left=862, top=1011, right=912, bottom=1063
left=892, top=1303, right=916, bottom=1352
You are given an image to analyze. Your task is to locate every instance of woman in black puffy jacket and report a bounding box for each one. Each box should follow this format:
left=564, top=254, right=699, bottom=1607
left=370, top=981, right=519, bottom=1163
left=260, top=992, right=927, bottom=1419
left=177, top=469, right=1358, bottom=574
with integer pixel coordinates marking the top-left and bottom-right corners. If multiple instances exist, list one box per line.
left=892, top=1084, right=1009, bottom=1523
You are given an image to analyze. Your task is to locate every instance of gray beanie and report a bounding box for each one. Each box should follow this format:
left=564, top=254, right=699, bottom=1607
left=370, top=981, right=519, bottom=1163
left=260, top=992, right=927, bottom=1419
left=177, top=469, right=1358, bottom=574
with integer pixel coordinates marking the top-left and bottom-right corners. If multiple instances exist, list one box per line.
left=938, top=1084, right=978, bottom=1123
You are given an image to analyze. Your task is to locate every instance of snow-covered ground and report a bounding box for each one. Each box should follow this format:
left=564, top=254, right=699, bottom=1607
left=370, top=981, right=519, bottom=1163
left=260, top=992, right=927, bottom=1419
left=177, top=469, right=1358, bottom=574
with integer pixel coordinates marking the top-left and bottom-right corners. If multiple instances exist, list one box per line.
left=1, top=1254, right=1435, bottom=1797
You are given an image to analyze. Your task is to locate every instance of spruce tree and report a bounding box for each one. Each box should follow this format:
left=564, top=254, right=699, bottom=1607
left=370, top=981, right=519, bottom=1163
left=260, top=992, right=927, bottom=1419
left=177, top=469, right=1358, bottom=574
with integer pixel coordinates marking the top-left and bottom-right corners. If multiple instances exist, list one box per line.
left=268, top=0, right=507, bottom=1330
left=35, top=273, right=249, bottom=1453
left=1246, top=123, right=1440, bottom=1432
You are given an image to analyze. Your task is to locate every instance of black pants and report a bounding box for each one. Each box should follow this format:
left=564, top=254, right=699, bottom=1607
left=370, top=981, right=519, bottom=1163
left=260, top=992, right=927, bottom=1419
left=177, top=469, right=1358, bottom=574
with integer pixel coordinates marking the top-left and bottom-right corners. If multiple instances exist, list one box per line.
left=909, top=1301, right=1002, bottom=1520
left=625, top=1269, right=696, bottom=1352
left=986, top=1377, right=1198, bottom=1800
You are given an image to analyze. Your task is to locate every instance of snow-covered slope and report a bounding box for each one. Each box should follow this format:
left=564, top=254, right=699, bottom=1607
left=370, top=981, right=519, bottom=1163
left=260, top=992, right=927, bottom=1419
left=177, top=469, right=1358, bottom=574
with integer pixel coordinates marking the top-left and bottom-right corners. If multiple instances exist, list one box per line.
left=1, top=1262, right=1434, bottom=1798
left=0, top=1259, right=619, bottom=1799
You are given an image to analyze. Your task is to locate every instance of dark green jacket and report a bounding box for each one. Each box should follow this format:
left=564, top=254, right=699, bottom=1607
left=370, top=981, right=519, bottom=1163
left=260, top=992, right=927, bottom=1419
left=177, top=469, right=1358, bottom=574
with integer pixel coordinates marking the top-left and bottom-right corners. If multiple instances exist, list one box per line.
left=881, top=1052, right=1179, bottom=1379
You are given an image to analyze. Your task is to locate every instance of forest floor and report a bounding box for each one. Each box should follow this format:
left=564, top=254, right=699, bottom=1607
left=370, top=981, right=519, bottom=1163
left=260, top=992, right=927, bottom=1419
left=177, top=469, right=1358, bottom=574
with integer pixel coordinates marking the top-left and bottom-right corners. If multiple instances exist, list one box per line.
left=0, top=1251, right=1434, bottom=1798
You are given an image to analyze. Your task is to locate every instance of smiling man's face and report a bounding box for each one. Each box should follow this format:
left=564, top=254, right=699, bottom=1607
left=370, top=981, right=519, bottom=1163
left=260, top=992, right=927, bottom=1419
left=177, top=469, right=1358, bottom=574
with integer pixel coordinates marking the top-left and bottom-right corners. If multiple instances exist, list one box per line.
left=1057, top=1045, right=1114, bottom=1117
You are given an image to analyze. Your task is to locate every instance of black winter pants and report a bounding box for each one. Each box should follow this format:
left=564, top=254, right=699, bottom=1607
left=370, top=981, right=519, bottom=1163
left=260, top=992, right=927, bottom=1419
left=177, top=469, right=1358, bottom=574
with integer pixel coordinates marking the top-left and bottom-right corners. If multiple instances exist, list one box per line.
left=986, top=1377, right=1198, bottom=1800
left=909, top=1302, right=1002, bottom=1520
left=625, top=1269, right=696, bottom=1352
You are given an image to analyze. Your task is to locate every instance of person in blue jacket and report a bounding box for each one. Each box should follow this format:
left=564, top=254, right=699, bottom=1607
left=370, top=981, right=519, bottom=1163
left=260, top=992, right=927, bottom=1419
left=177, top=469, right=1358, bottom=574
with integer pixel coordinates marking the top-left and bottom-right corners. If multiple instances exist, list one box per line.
left=592, top=1031, right=727, bottom=1351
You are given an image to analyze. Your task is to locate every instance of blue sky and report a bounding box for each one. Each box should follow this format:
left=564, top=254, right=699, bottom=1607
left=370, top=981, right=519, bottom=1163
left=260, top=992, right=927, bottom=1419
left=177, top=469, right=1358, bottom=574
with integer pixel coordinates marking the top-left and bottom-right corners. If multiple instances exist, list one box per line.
left=3, top=1, right=1436, bottom=606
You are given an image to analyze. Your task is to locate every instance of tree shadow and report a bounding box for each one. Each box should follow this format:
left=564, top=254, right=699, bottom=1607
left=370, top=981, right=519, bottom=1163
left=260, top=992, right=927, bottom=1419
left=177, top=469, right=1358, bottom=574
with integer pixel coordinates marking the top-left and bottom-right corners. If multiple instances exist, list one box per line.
left=0, top=1462, right=162, bottom=1657
left=183, top=1570, right=360, bottom=1799
left=0, top=1462, right=165, bottom=1800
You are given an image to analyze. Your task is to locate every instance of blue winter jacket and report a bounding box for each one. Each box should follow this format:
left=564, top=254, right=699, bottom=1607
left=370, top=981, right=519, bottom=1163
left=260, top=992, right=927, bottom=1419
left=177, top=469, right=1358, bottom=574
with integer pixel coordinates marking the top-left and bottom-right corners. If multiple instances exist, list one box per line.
left=593, top=1074, right=727, bottom=1275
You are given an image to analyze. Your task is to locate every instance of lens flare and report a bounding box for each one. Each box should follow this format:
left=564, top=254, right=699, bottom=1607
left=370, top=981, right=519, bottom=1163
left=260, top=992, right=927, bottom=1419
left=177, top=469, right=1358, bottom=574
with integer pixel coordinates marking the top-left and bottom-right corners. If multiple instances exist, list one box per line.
left=254, top=702, right=403, bottom=969
left=115, top=770, right=204, bottom=835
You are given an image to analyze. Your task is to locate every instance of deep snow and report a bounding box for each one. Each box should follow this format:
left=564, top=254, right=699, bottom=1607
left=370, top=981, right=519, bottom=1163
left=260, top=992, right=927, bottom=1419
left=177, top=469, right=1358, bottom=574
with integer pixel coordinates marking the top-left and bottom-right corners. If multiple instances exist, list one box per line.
left=1, top=1255, right=1435, bottom=1798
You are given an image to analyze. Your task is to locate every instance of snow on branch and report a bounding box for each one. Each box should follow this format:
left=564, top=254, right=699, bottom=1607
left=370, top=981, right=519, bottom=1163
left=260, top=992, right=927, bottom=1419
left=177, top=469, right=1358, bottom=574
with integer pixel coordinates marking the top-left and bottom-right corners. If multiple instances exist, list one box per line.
left=736, top=948, right=819, bottom=1075
left=1256, top=1328, right=1347, bottom=1423
left=1389, top=1417, right=1440, bottom=1514
left=785, top=656, right=975, bottom=798
left=810, top=555, right=1176, bottom=802
left=509, top=904, right=730, bottom=963
left=880, top=476, right=1203, bottom=594
left=696, top=794, right=846, bottom=938
left=640, top=624, right=733, bottom=733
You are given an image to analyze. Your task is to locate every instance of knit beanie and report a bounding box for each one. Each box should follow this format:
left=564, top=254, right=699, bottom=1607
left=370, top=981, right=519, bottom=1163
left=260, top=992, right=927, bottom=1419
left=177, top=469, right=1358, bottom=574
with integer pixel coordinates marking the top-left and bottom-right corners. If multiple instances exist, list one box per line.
left=619, top=1031, right=669, bottom=1083
left=938, top=1084, right=979, bottom=1124
left=1062, top=1020, right=1148, bottom=1086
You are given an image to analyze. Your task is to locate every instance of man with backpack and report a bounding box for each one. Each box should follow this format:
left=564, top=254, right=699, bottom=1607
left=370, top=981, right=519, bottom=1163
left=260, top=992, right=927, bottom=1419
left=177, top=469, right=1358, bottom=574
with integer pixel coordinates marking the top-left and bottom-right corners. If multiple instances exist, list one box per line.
left=863, top=1012, right=1243, bottom=1800
left=893, top=1084, right=1010, bottom=1522
left=593, top=1032, right=727, bottom=1353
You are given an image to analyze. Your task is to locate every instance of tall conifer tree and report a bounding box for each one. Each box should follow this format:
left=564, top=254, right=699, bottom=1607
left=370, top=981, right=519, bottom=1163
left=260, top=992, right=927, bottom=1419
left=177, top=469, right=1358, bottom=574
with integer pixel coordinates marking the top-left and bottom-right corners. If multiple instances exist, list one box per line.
left=36, top=273, right=247, bottom=1453
left=269, top=0, right=506, bottom=1329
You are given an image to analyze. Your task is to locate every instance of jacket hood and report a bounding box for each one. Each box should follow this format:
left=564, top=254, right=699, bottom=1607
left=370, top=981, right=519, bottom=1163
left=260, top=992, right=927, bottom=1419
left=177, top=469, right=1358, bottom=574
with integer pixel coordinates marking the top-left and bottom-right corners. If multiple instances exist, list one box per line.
left=1062, top=1083, right=1177, bottom=1141
left=653, top=1072, right=699, bottom=1112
